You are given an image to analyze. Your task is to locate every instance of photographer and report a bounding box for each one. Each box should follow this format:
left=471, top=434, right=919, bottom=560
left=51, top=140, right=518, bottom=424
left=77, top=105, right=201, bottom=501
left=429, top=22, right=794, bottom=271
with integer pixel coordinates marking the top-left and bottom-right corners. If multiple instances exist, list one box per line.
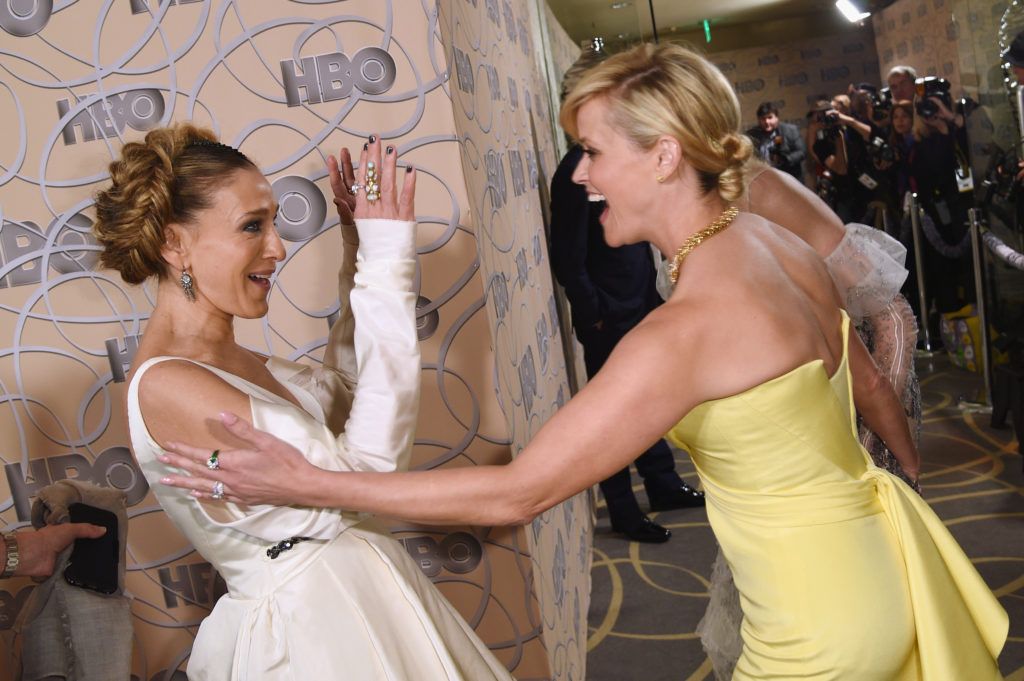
left=746, top=102, right=806, bottom=181
left=807, top=102, right=859, bottom=220
left=905, top=76, right=974, bottom=339
left=887, top=65, right=918, bottom=104
left=846, top=84, right=894, bottom=220
left=808, top=91, right=885, bottom=222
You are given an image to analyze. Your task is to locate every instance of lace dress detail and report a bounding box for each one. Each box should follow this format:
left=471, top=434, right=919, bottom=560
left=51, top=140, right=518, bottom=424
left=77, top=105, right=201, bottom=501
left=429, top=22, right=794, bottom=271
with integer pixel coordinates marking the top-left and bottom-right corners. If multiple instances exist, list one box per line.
left=856, top=296, right=923, bottom=488
left=823, top=223, right=909, bottom=323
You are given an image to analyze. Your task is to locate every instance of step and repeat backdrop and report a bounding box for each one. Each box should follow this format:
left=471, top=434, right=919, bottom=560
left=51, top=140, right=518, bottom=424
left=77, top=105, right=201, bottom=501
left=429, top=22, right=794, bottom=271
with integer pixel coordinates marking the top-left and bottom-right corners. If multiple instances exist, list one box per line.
left=0, top=1, right=586, bottom=679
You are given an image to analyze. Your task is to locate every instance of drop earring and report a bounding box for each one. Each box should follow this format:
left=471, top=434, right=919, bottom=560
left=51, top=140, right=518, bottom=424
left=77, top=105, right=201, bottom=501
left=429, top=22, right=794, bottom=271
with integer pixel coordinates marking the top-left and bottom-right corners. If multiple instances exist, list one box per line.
left=180, top=269, right=196, bottom=302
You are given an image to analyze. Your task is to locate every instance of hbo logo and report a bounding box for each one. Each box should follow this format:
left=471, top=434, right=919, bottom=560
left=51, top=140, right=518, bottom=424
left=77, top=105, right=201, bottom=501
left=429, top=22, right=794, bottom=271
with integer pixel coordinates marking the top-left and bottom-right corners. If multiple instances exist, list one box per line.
left=400, top=532, right=483, bottom=578
left=281, top=47, right=397, bottom=107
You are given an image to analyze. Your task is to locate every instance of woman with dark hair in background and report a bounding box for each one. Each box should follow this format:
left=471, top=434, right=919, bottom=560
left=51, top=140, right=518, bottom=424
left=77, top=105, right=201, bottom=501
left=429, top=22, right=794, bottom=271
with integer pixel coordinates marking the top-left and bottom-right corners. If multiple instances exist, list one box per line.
left=890, top=99, right=917, bottom=208
left=160, top=45, right=1006, bottom=680
left=95, top=124, right=513, bottom=680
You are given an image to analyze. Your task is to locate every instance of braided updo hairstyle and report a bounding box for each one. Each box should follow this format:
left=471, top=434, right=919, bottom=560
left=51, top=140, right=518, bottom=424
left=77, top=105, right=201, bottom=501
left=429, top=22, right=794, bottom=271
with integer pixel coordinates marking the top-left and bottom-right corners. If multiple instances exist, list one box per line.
left=559, top=43, right=753, bottom=203
left=93, top=123, right=255, bottom=284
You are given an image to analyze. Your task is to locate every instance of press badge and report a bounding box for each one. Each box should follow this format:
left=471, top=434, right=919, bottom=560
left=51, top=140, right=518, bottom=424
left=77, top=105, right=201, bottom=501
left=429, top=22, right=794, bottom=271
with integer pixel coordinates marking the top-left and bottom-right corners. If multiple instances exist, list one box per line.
left=858, top=173, right=879, bottom=190
left=955, top=166, right=974, bottom=193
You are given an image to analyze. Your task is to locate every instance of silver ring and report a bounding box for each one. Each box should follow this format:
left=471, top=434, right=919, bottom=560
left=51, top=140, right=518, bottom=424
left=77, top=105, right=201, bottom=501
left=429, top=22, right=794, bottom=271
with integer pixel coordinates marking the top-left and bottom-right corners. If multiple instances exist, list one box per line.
left=206, top=449, right=220, bottom=470
left=348, top=183, right=361, bottom=195
left=211, top=481, right=225, bottom=500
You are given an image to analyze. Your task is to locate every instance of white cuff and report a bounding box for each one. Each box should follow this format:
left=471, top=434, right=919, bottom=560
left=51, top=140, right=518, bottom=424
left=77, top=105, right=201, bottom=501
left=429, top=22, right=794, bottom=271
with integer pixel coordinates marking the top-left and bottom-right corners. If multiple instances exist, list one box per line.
left=355, top=219, right=416, bottom=261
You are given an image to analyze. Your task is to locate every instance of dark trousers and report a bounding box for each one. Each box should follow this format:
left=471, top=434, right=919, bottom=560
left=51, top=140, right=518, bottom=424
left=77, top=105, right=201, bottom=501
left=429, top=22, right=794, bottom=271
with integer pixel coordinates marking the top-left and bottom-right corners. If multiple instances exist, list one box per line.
left=581, top=325, right=681, bottom=517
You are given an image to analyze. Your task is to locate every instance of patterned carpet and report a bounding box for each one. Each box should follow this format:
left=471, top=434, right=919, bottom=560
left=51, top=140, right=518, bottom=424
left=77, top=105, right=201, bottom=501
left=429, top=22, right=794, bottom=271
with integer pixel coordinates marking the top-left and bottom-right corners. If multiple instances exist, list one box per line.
left=586, top=356, right=1024, bottom=680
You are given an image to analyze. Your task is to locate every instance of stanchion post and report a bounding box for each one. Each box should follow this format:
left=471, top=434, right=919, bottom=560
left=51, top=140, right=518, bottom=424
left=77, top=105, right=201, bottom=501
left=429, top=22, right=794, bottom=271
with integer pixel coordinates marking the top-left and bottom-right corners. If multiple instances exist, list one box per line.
left=969, top=208, right=993, bottom=407
left=909, top=193, right=934, bottom=352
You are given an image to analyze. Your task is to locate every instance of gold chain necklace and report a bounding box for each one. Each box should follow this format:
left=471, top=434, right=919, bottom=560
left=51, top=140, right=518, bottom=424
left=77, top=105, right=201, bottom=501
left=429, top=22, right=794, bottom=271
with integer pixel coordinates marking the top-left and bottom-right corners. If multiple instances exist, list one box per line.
left=668, top=206, right=739, bottom=285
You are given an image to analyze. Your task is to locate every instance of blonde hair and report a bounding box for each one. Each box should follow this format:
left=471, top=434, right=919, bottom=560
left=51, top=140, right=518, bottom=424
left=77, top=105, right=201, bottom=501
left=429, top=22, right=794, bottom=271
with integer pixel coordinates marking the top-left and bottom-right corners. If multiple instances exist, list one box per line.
left=93, top=123, right=255, bottom=284
left=560, top=41, right=608, bottom=102
left=559, top=43, right=752, bottom=202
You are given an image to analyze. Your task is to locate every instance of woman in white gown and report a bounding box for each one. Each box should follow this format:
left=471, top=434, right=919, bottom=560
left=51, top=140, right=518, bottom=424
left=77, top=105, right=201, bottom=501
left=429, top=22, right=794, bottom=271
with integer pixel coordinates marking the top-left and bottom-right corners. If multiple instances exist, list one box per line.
left=94, top=124, right=512, bottom=680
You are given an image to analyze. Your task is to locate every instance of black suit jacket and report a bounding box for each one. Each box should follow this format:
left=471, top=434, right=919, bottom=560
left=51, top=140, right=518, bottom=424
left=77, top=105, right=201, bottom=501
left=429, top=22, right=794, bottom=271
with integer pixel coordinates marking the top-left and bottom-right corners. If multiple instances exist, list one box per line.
left=548, top=146, right=663, bottom=346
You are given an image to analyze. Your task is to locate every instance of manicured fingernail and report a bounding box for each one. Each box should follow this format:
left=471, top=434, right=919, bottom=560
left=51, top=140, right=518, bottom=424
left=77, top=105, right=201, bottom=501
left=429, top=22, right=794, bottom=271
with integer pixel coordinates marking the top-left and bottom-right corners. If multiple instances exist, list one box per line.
left=158, top=455, right=170, bottom=463
left=368, top=134, right=376, bottom=143
left=160, top=477, right=172, bottom=484
left=191, top=490, right=203, bottom=497
left=406, top=165, right=414, bottom=173
left=386, top=145, right=394, bottom=155
left=220, top=412, right=238, bottom=424
left=363, top=143, right=368, bottom=151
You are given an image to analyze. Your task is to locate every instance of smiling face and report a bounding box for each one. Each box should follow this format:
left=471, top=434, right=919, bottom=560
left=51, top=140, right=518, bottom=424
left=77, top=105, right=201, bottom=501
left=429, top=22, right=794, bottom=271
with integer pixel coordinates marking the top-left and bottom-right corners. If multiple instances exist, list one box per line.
left=175, top=167, right=284, bottom=319
left=571, top=98, right=661, bottom=247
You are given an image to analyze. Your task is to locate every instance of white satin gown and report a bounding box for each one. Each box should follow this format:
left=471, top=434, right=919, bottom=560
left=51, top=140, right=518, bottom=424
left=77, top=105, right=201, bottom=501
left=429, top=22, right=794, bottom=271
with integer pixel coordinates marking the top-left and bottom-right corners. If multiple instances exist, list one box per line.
left=127, top=220, right=513, bottom=680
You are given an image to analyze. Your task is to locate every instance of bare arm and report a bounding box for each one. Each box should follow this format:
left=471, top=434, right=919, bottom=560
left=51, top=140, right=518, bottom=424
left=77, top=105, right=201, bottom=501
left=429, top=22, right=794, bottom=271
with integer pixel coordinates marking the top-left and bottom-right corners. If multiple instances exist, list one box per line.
left=847, top=328, right=920, bottom=480
left=158, top=310, right=701, bottom=527
left=746, top=167, right=845, bottom=256
left=837, top=113, right=872, bottom=141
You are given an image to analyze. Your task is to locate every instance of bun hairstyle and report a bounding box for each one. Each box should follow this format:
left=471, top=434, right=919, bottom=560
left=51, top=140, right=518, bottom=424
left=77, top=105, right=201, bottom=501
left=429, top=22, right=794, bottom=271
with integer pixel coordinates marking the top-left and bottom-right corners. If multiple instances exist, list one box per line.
left=93, top=123, right=255, bottom=284
left=559, top=43, right=753, bottom=203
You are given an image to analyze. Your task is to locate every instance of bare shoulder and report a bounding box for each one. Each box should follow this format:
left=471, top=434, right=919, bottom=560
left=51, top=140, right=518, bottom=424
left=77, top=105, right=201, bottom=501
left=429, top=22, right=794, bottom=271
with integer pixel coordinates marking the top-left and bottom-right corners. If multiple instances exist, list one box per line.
left=136, top=359, right=252, bottom=450
left=745, top=167, right=844, bottom=256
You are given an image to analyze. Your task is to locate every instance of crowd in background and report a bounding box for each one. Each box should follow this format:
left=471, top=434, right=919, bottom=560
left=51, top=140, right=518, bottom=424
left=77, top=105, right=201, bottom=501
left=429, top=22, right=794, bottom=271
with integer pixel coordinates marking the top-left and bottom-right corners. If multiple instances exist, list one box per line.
left=750, top=65, right=976, bottom=346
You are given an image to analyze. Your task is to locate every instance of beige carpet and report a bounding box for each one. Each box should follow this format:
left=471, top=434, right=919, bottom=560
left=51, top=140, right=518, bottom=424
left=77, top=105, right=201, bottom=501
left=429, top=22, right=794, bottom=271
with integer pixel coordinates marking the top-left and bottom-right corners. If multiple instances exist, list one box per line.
left=586, top=356, right=1024, bottom=680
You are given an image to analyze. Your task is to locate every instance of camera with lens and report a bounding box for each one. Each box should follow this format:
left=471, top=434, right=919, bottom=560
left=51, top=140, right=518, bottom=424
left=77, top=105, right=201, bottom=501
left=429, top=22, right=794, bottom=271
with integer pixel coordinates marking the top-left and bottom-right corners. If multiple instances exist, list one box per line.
left=815, top=173, right=837, bottom=207
left=982, top=145, right=1021, bottom=203
left=871, top=87, right=893, bottom=122
left=914, top=76, right=953, bottom=118
left=814, top=109, right=840, bottom=127
left=868, top=136, right=897, bottom=165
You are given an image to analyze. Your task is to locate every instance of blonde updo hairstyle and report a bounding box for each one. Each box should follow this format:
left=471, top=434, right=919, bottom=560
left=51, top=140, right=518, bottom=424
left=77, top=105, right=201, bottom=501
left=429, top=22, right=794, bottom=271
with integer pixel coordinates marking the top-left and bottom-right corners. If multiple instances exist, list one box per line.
left=559, top=43, right=753, bottom=203
left=93, top=123, right=256, bottom=284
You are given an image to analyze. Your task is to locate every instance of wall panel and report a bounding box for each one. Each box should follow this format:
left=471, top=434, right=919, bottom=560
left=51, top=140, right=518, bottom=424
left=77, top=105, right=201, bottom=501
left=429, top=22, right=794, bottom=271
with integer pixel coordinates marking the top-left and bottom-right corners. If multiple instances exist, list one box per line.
left=0, top=2, right=586, bottom=678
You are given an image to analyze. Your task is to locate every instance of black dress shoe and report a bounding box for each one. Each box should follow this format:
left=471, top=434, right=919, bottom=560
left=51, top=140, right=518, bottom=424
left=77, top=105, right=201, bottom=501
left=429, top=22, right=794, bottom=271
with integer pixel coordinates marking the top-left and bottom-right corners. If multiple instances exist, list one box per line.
left=609, top=514, right=671, bottom=543
left=647, top=481, right=706, bottom=511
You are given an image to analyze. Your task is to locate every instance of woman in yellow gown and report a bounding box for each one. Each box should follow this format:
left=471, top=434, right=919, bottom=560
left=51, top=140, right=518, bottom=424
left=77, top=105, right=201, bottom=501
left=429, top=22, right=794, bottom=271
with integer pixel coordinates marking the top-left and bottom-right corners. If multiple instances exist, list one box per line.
left=160, top=43, right=1008, bottom=679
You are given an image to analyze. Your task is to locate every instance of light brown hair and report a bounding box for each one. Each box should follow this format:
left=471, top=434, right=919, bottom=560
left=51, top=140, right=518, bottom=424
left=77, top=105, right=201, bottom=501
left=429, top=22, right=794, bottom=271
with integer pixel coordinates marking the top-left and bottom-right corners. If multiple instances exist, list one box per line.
left=93, top=123, right=255, bottom=284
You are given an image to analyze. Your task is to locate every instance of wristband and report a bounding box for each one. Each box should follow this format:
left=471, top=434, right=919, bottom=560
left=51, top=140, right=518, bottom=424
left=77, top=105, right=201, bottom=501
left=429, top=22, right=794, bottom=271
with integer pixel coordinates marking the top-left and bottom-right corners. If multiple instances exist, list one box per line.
left=1, top=533, right=19, bottom=578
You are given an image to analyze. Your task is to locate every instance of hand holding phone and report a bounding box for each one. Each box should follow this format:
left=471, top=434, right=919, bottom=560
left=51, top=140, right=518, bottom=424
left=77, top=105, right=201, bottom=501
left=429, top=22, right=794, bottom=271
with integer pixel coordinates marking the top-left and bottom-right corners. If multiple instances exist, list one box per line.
left=63, top=503, right=119, bottom=594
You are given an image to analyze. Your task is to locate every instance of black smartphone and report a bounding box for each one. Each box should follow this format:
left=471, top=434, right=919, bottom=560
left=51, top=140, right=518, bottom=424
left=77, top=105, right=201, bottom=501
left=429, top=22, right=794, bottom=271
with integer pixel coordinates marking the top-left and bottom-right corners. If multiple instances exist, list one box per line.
left=62, top=503, right=119, bottom=595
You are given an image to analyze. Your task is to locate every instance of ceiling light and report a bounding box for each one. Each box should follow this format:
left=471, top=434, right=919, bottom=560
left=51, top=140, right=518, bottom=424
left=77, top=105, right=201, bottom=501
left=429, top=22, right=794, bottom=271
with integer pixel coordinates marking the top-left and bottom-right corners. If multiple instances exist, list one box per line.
left=835, top=0, right=870, bottom=22
left=610, top=2, right=632, bottom=8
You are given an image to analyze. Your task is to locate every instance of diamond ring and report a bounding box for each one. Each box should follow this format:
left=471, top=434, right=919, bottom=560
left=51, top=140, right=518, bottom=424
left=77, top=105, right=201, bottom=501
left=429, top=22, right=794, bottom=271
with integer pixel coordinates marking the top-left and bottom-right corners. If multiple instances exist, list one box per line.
left=211, top=481, right=225, bottom=500
left=206, top=449, right=220, bottom=470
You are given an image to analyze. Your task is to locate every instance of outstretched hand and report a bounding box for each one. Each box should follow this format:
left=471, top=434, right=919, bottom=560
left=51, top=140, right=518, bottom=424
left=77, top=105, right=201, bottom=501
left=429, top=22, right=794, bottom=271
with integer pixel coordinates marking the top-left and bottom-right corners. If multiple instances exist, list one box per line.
left=327, top=148, right=357, bottom=226
left=159, top=412, right=317, bottom=507
left=353, top=134, right=416, bottom=222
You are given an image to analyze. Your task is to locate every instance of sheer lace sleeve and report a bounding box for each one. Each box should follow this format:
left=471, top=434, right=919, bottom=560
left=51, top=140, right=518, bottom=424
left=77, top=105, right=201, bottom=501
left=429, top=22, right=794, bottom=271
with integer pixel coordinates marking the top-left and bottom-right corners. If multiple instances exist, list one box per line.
left=824, top=223, right=908, bottom=323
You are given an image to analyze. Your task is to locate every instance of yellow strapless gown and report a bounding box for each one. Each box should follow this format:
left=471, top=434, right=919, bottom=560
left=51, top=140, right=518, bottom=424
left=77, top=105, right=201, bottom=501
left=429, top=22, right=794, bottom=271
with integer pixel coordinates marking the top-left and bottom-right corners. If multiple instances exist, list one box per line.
left=667, top=312, right=1007, bottom=680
